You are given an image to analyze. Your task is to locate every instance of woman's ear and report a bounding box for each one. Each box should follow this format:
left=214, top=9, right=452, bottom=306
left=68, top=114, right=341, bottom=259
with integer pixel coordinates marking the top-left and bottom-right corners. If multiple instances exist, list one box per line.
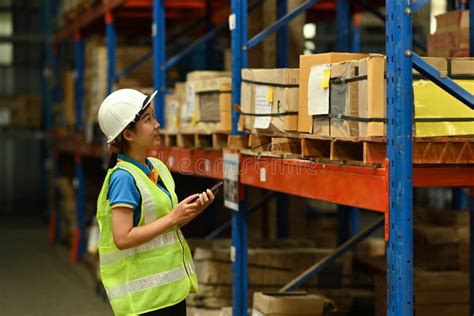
left=122, top=129, right=135, bottom=142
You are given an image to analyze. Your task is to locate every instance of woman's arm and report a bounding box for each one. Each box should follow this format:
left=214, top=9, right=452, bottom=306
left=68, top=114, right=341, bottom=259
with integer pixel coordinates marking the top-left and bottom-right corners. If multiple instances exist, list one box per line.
left=112, top=194, right=199, bottom=250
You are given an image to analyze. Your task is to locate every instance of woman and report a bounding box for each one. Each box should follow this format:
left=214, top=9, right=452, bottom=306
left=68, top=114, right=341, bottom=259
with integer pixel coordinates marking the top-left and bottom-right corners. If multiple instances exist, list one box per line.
left=96, top=89, right=214, bottom=315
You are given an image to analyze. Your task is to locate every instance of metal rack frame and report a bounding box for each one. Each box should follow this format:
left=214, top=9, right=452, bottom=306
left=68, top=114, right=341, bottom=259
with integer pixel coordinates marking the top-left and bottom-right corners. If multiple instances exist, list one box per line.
left=47, top=1, right=474, bottom=315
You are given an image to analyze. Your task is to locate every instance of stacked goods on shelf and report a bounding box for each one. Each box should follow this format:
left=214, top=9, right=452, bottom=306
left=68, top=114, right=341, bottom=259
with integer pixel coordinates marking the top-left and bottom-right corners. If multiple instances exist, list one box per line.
left=163, top=83, right=186, bottom=134
left=428, top=10, right=470, bottom=57
left=188, top=245, right=352, bottom=310
left=180, top=71, right=230, bottom=133
left=83, top=37, right=153, bottom=127
left=413, top=57, right=474, bottom=137
left=299, top=53, right=473, bottom=138
left=194, top=76, right=232, bottom=132
left=414, top=207, right=468, bottom=271
left=0, top=95, right=42, bottom=128
left=61, top=0, right=96, bottom=20
left=62, top=70, right=76, bottom=129
left=252, top=292, right=335, bottom=316
left=375, top=270, right=469, bottom=316
left=56, top=177, right=76, bottom=244
left=239, top=68, right=299, bottom=135
left=298, top=53, right=368, bottom=136
left=357, top=55, right=386, bottom=137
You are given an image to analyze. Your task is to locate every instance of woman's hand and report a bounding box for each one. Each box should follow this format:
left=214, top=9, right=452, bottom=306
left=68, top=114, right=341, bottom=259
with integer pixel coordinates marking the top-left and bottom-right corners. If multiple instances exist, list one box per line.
left=196, top=189, right=215, bottom=213
left=168, top=194, right=200, bottom=226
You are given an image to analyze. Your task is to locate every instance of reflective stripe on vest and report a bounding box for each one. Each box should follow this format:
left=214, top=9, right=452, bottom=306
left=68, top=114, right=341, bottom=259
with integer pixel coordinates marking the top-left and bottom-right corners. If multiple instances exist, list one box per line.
left=106, top=262, right=196, bottom=301
left=100, top=230, right=179, bottom=265
left=116, top=162, right=156, bottom=224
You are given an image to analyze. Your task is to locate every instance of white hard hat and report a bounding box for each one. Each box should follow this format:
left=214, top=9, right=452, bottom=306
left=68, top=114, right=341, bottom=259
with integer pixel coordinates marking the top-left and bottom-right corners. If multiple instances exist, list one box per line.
left=98, top=89, right=157, bottom=143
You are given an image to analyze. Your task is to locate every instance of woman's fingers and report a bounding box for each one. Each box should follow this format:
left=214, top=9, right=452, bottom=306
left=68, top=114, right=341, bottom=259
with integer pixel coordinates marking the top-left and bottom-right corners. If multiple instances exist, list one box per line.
left=202, top=191, right=209, bottom=203
left=206, top=189, right=215, bottom=200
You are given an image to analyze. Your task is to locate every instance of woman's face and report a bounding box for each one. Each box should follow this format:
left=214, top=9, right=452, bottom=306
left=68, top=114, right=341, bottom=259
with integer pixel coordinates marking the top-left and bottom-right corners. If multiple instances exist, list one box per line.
left=129, top=105, right=161, bottom=149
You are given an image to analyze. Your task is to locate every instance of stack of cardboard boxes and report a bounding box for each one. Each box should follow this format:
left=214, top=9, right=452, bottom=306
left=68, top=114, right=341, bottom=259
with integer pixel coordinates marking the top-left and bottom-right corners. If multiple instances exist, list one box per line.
left=0, top=95, right=42, bottom=129
left=428, top=10, right=470, bottom=57
left=188, top=246, right=352, bottom=312
left=179, top=71, right=231, bottom=134
left=239, top=68, right=299, bottom=135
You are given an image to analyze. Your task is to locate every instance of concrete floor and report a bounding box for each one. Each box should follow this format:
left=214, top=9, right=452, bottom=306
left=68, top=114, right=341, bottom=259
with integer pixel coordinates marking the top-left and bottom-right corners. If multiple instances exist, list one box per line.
left=0, top=215, right=113, bottom=316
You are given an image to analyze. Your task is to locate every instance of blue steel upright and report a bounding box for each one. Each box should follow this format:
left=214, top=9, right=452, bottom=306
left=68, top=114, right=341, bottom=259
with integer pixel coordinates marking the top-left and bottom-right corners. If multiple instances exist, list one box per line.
left=336, top=0, right=351, bottom=52
left=471, top=0, right=474, bottom=57
left=276, top=0, right=288, bottom=68
left=74, top=34, right=86, bottom=261
left=231, top=0, right=249, bottom=315
left=105, top=11, right=116, bottom=95
left=470, top=188, right=474, bottom=315
left=470, top=1, right=474, bottom=313
left=386, top=1, right=414, bottom=315
left=153, top=0, right=166, bottom=128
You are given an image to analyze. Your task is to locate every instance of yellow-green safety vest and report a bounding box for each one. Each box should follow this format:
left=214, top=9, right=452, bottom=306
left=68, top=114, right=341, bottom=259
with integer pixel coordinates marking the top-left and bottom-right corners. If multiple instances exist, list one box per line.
left=96, top=157, right=199, bottom=315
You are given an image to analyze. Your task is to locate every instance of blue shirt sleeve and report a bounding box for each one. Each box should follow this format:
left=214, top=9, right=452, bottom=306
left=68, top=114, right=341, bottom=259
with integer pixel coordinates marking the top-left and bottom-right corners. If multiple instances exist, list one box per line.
left=107, top=169, right=141, bottom=226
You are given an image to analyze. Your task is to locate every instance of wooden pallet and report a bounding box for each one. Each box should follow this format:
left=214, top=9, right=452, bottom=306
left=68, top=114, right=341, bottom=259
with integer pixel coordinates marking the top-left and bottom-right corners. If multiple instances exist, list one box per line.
left=174, top=132, right=233, bottom=149
left=244, top=133, right=474, bottom=165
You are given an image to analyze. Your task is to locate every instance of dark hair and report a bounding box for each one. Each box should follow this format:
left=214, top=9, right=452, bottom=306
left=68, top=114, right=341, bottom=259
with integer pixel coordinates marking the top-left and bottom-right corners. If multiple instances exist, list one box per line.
left=107, top=122, right=137, bottom=169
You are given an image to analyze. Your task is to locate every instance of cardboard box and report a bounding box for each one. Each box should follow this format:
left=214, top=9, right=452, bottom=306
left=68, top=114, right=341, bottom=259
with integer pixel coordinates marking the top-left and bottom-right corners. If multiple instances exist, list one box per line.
left=240, top=68, right=299, bottom=134
left=358, top=55, right=386, bottom=137
left=194, top=77, right=232, bottom=132
left=298, top=53, right=368, bottom=133
left=435, top=10, right=469, bottom=34
left=252, top=292, right=335, bottom=316
left=427, top=10, right=469, bottom=57
left=63, top=70, right=76, bottom=127
left=181, top=71, right=230, bottom=128
left=413, top=58, right=474, bottom=137
left=330, top=60, right=360, bottom=138
left=414, top=225, right=461, bottom=271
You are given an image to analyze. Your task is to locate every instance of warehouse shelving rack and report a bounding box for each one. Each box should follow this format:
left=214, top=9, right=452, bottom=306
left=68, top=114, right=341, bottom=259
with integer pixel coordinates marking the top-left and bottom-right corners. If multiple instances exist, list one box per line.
left=47, top=1, right=474, bottom=315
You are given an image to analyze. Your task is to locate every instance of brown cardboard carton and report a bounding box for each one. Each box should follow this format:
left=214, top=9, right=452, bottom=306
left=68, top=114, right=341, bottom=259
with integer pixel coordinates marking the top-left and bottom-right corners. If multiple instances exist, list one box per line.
left=298, top=53, right=368, bottom=133
left=181, top=71, right=230, bottom=130
left=358, top=55, right=386, bottom=137
left=63, top=71, right=76, bottom=127
left=240, top=68, right=299, bottom=134
left=375, top=270, right=469, bottom=316
left=194, top=77, right=232, bottom=133
left=330, top=60, right=360, bottom=138
left=252, top=292, right=335, bottom=316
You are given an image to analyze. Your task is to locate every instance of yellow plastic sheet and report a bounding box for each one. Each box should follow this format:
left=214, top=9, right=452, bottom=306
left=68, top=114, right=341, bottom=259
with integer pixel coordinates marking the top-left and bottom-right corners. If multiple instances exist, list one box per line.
left=414, top=79, right=474, bottom=137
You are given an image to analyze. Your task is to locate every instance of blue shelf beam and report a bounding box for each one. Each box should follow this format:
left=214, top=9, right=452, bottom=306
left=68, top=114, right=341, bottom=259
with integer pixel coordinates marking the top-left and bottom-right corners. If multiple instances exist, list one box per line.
left=231, top=0, right=249, bottom=312
left=276, top=0, right=289, bottom=68
left=246, top=0, right=320, bottom=50
left=352, top=14, right=361, bottom=53
left=412, top=53, right=474, bottom=109
left=153, top=0, right=166, bottom=128
left=386, top=1, right=414, bottom=315
left=279, top=216, right=384, bottom=292
left=105, top=10, right=116, bottom=95
left=336, top=0, right=351, bottom=52
left=470, top=0, right=474, bottom=57
left=470, top=188, right=474, bottom=316
left=73, top=33, right=86, bottom=262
